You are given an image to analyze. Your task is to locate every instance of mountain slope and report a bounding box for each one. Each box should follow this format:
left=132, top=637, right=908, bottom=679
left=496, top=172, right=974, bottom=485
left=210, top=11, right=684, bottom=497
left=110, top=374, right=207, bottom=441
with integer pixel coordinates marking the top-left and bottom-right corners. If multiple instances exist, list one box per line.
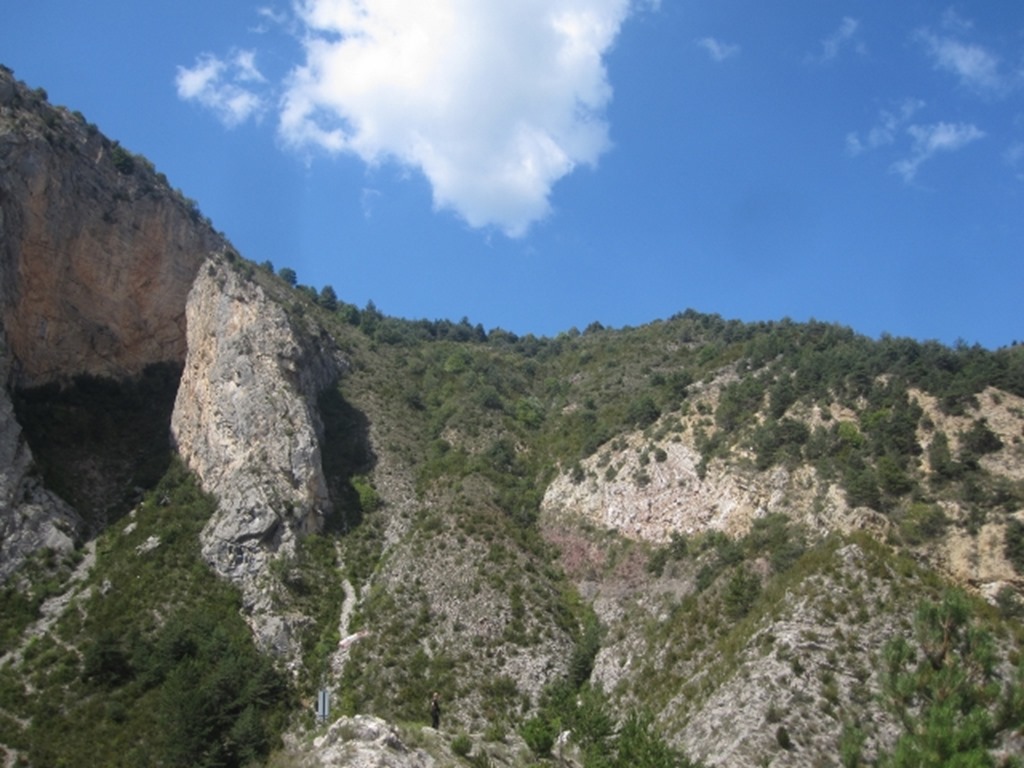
left=1, top=66, right=1023, bottom=768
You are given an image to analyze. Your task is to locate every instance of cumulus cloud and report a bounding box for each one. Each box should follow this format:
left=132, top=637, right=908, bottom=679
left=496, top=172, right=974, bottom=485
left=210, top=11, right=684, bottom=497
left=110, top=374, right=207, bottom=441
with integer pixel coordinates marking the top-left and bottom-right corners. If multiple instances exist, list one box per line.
left=274, top=0, right=635, bottom=236
left=696, top=37, right=739, bottom=62
left=890, top=122, right=985, bottom=182
left=253, top=6, right=291, bottom=32
left=176, top=50, right=268, bottom=127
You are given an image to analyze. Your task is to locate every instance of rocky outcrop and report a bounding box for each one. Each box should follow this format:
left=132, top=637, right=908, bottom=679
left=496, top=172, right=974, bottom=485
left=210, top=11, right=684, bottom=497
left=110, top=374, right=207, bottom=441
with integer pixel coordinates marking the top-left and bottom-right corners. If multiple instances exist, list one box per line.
left=0, top=67, right=224, bottom=576
left=541, top=429, right=858, bottom=544
left=171, top=259, right=345, bottom=656
left=541, top=380, right=1024, bottom=600
left=272, top=715, right=530, bottom=768
left=0, top=339, right=81, bottom=579
left=0, top=67, right=224, bottom=389
left=0, top=68, right=350, bottom=659
left=668, top=543, right=904, bottom=766
left=277, top=716, right=439, bottom=768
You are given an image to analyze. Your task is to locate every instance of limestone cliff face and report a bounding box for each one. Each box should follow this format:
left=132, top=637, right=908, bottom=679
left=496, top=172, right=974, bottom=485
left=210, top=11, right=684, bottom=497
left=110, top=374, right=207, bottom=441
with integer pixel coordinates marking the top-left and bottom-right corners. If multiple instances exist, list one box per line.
left=540, top=398, right=869, bottom=546
left=541, top=377, right=1024, bottom=599
left=0, top=341, right=81, bottom=580
left=542, top=437, right=843, bottom=542
left=0, top=68, right=346, bottom=635
left=0, top=67, right=223, bottom=576
left=171, top=260, right=345, bottom=654
left=0, top=68, right=224, bottom=389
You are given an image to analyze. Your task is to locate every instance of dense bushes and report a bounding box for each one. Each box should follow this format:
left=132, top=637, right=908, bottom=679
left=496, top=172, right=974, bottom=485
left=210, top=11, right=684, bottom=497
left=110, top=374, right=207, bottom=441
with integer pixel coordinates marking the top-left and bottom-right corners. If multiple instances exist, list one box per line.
left=880, top=589, right=1024, bottom=767
left=7, top=462, right=291, bottom=768
left=1006, top=520, right=1024, bottom=572
left=523, top=680, right=700, bottom=767
left=152, top=609, right=288, bottom=767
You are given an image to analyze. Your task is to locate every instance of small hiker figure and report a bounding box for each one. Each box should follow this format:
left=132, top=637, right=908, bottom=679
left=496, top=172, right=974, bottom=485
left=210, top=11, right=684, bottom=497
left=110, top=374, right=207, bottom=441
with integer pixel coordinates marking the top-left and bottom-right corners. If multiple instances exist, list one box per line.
left=430, top=691, right=441, bottom=729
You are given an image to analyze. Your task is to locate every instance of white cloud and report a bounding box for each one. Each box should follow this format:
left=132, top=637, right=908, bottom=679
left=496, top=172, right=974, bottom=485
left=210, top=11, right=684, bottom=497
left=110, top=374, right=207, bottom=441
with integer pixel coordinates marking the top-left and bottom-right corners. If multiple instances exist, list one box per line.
left=845, top=99, right=924, bottom=156
left=233, top=50, right=266, bottom=83
left=890, top=122, right=985, bottom=182
left=176, top=50, right=268, bottom=127
left=848, top=104, right=985, bottom=182
left=811, top=17, right=863, bottom=63
left=917, top=29, right=1003, bottom=94
left=254, top=6, right=290, bottom=31
left=272, top=0, right=635, bottom=237
left=696, top=37, right=739, bottom=62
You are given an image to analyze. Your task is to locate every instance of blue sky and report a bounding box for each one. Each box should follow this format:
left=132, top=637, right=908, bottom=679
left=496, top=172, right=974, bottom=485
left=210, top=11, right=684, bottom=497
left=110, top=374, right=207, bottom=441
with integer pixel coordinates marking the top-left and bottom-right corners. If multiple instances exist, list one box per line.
left=3, top=2, right=1023, bottom=348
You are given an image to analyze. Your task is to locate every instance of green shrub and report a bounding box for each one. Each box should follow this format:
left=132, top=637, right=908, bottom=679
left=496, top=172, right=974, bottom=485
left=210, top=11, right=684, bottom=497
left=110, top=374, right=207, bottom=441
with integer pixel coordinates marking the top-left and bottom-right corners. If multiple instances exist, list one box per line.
left=110, top=142, right=135, bottom=174
left=647, top=546, right=670, bottom=577
left=1006, top=520, right=1024, bottom=573
left=880, top=589, right=1014, bottom=766
left=775, top=725, right=793, bottom=750
left=614, top=710, right=689, bottom=767
left=352, top=474, right=381, bottom=513
left=752, top=418, right=809, bottom=469
left=961, top=419, right=1003, bottom=459
left=723, top=566, right=761, bottom=620
left=521, top=715, right=556, bottom=757
left=451, top=732, right=472, bottom=756
left=839, top=722, right=865, bottom=768
left=898, top=503, right=949, bottom=546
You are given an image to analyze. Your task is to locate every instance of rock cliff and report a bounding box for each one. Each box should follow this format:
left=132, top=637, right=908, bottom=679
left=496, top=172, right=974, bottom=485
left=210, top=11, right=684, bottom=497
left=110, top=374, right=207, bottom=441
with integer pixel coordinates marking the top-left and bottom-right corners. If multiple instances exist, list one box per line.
left=0, top=68, right=223, bottom=388
left=0, top=66, right=222, bottom=576
left=0, top=340, right=81, bottom=580
left=542, top=375, right=1023, bottom=596
left=172, top=258, right=345, bottom=654
left=0, top=68, right=343, bottom=649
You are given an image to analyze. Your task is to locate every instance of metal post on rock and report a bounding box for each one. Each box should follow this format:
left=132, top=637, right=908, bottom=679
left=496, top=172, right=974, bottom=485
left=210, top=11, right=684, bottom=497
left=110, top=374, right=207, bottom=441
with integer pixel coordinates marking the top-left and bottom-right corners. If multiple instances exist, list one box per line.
left=316, top=688, right=330, bottom=724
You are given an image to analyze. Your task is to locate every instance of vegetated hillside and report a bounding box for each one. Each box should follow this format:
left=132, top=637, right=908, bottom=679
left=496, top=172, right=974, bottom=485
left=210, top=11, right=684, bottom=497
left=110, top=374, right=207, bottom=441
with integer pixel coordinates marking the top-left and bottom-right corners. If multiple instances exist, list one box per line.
left=2, top=68, right=1024, bottom=767
left=303, top=295, right=1024, bottom=766
left=9, top=257, right=1024, bottom=767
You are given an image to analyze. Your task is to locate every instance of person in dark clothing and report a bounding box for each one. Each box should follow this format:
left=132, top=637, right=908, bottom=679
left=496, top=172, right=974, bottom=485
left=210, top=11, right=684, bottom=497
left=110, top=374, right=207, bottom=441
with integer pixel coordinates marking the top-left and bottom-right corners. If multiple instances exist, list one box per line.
left=430, top=691, right=441, bottom=729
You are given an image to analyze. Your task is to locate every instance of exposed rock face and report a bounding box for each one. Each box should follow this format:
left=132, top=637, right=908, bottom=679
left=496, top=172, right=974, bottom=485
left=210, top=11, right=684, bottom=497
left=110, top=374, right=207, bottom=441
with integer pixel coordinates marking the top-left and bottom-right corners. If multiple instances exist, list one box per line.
left=0, top=341, right=81, bottom=579
left=371, top=521, right=576, bottom=717
left=278, top=716, right=439, bottom=768
left=272, top=715, right=530, bottom=768
left=540, top=369, right=870, bottom=546
left=0, top=69, right=223, bottom=388
left=171, top=259, right=345, bottom=655
left=539, top=378, right=1024, bottom=765
left=542, top=379, right=1024, bottom=599
left=911, top=386, right=1024, bottom=483
left=0, top=68, right=351, bottom=660
left=541, top=430, right=857, bottom=544
left=0, top=68, right=221, bottom=576
left=665, top=543, right=903, bottom=766
left=939, top=515, right=1024, bottom=600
